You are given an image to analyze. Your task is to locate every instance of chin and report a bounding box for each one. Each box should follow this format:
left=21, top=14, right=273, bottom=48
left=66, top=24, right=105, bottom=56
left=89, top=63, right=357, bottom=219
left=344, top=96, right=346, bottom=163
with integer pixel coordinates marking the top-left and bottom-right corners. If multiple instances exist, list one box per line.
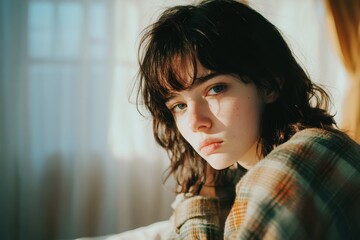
left=209, top=164, right=227, bottom=170
left=207, top=157, right=235, bottom=170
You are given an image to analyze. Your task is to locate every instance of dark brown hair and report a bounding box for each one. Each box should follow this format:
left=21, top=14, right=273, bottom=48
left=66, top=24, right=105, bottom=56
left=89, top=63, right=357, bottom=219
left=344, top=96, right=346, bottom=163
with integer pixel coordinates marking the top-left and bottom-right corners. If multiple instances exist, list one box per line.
left=136, top=0, right=336, bottom=194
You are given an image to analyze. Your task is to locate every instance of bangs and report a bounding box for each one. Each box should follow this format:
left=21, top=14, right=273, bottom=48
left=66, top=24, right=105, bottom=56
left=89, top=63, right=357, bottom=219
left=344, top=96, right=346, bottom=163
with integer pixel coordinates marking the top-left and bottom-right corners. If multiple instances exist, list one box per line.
left=157, top=51, right=199, bottom=98
left=138, top=2, right=225, bottom=112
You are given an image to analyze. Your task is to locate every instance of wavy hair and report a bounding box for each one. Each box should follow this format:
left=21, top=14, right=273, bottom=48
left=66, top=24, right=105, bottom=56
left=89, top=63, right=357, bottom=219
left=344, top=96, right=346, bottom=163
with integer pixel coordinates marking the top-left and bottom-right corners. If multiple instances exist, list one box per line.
left=136, top=0, right=336, bottom=194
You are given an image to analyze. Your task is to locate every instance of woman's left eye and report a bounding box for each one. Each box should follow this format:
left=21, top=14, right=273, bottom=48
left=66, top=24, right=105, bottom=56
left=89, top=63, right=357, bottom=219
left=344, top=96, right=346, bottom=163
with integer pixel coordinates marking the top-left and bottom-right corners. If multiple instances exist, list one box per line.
left=208, top=85, right=226, bottom=96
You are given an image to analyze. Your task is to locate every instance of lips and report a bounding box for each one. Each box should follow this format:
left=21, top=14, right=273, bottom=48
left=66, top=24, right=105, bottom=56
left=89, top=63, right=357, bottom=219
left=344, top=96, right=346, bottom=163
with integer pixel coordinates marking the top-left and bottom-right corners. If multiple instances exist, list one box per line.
left=199, top=139, right=223, bottom=155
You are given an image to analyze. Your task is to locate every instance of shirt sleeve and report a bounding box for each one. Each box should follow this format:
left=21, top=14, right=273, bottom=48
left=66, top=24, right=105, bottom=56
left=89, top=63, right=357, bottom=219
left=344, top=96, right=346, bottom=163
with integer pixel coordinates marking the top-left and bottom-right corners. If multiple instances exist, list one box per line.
left=166, top=194, right=222, bottom=239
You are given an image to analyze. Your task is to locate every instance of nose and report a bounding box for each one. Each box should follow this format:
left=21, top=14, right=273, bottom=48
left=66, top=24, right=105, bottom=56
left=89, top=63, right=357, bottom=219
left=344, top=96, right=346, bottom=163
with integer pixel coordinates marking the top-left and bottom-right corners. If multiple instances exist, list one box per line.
left=187, top=101, right=212, bottom=132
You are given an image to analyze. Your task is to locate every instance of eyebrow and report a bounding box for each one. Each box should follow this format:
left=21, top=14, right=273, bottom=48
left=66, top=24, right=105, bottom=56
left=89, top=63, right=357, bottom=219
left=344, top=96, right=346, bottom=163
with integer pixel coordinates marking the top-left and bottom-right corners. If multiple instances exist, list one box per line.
left=193, top=72, right=221, bottom=87
left=165, top=72, right=221, bottom=102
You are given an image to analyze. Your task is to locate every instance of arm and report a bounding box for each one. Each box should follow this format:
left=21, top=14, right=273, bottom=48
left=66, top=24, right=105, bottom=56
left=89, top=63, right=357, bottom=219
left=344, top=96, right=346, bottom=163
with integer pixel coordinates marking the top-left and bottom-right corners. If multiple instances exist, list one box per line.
left=167, top=193, right=235, bottom=240
left=167, top=194, right=222, bottom=240
left=167, top=166, right=236, bottom=239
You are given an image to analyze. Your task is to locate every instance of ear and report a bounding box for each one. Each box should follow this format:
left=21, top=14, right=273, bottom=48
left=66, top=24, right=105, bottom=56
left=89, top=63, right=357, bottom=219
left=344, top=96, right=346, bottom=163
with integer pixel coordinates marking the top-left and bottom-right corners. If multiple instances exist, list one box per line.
left=263, top=77, right=282, bottom=103
left=263, top=89, right=279, bottom=104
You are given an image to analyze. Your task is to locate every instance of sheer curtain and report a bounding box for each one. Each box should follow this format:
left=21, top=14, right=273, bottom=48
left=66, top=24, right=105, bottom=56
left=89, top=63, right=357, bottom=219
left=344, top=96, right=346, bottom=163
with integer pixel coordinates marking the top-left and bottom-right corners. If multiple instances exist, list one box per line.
left=0, top=0, right=347, bottom=239
left=0, top=0, right=178, bottom=239
left=324, top=0, right=360, bottom=142
left=250, top=0, right=348, bottom=125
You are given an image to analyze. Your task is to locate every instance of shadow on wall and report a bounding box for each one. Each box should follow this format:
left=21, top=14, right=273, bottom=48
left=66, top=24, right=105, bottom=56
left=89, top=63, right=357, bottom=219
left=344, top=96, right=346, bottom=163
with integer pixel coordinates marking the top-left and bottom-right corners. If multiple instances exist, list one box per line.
left=41, top=153, right=104, bottom=239
left=5, top=153, right=174, bottom=240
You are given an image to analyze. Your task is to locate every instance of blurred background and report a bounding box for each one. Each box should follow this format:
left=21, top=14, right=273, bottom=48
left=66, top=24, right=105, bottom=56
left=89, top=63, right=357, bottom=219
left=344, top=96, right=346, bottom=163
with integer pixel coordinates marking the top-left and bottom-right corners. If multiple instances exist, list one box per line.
left=0, top=0, right=358, bottom=239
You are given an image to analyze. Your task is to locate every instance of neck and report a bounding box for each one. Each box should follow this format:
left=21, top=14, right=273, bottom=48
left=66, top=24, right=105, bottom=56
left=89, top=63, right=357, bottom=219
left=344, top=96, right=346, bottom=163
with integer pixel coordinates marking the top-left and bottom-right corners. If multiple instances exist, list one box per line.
left=237, top=142, right=261, bottom=170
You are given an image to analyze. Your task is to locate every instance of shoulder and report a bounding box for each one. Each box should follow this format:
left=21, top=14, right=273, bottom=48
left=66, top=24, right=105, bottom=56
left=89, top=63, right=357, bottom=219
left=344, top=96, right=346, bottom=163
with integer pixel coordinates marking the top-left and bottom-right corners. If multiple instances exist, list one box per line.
left=237, top=128, right=360, bottom=198
left=229, top=128, right=360, bottom=239
left=260, top=128, right=359, bottom=173
left=278, top=127, right=359, bottom=155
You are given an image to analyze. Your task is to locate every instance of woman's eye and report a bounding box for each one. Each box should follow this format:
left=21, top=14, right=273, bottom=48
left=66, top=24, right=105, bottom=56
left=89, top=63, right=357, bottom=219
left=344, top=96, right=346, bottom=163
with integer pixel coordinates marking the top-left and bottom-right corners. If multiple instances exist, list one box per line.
left=172, top=103, right=187, bottom=112
left=208, top=85, right=226, bottom=95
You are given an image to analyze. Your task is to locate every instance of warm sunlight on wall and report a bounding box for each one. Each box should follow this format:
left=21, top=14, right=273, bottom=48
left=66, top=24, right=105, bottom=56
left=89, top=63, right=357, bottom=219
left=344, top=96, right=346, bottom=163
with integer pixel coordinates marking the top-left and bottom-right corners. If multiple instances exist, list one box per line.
left=249, top=0, right=348, bottom=125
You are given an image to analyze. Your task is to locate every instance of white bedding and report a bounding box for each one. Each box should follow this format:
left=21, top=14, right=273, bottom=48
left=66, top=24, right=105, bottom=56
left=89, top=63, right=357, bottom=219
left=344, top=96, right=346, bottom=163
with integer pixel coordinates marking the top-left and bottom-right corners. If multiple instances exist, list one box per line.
left=77, top=220, right=171, bottom=240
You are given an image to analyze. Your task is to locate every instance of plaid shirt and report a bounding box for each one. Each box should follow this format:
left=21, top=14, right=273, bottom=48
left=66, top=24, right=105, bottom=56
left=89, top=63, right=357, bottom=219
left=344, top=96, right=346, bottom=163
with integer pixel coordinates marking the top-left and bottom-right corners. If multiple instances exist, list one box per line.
left=167, top=128, right=360, bottom=239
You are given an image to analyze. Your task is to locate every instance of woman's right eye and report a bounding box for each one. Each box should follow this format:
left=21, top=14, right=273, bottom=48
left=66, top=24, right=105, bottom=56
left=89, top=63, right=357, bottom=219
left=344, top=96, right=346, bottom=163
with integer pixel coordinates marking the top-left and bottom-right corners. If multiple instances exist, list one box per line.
left=172, top=103, right=187, bottom=113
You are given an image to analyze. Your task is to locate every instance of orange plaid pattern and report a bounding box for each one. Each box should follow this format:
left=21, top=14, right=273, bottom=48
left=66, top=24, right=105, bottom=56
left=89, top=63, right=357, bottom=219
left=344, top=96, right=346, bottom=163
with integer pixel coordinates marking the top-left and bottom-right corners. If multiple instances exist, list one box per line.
left=167, top=128, right=360, bottom=239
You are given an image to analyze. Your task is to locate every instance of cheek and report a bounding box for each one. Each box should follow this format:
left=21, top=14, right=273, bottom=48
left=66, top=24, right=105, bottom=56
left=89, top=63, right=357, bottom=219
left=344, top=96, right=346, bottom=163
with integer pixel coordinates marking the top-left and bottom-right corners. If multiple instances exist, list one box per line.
left=221, top=97, right=263, bottom=131
left=175, top=117, right=191, bottom=142
left=175, top=118, right=184, bottom=135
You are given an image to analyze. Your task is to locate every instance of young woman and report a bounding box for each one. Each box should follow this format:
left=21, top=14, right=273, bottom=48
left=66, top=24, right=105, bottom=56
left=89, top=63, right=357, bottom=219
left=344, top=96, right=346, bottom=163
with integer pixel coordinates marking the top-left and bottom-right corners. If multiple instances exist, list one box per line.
left=136, top=0, right=360, bottom=239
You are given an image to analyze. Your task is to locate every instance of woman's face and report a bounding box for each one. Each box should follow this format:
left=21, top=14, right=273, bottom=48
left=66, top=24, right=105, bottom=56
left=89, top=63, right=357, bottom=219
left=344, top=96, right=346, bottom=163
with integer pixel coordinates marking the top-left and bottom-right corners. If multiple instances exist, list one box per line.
left=165, top=63, right=269, bottom=170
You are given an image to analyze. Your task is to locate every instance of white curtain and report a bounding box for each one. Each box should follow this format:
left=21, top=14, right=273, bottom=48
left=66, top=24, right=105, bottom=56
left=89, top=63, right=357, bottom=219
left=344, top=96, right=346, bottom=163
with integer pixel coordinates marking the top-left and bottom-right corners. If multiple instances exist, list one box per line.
left=0, top=0, right=347, bottom=239
left=249, top=0, right=348, bottom=123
